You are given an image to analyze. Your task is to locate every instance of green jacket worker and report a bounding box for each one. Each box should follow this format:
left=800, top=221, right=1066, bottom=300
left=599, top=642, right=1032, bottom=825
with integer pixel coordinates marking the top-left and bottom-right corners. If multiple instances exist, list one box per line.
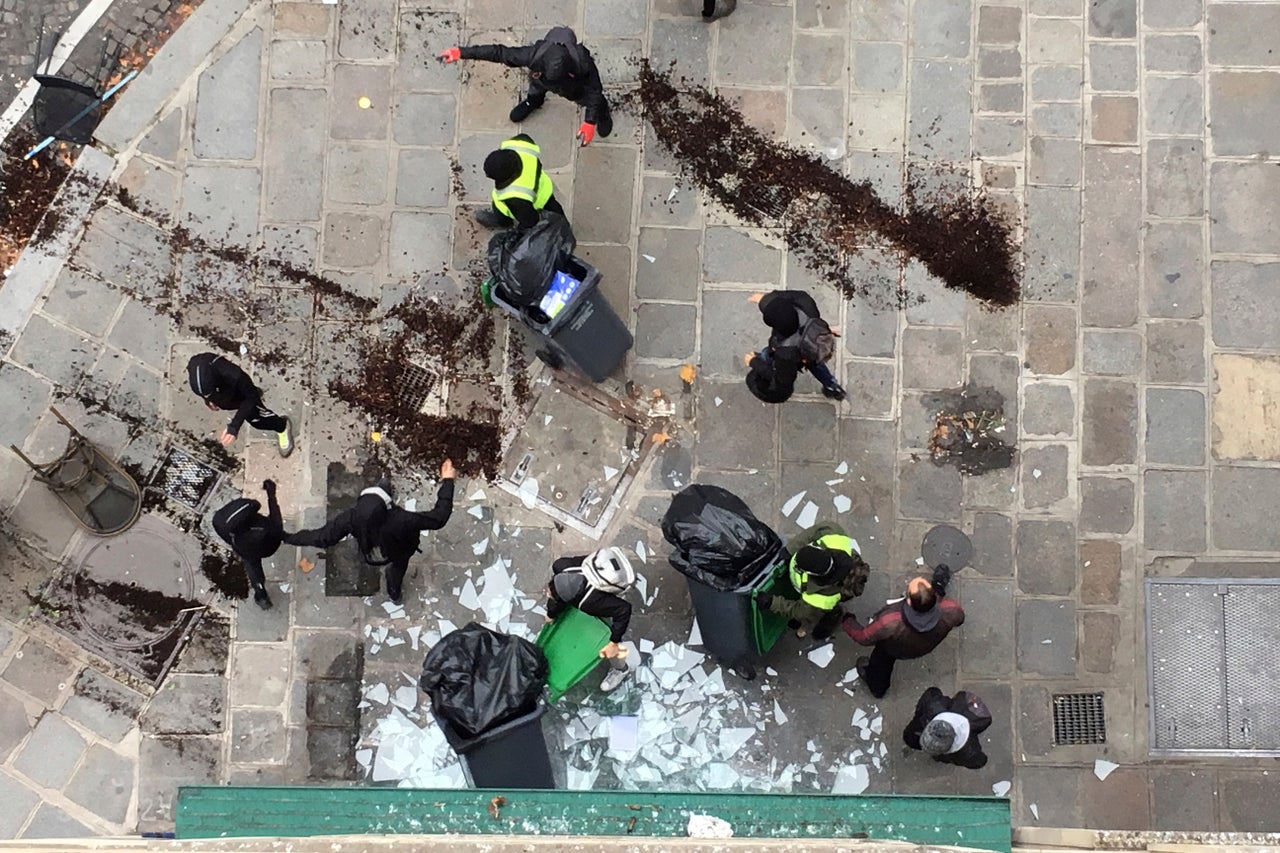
left=759, top=527, right=869, bottom=641
left=476, top=134, right=565, bottom=229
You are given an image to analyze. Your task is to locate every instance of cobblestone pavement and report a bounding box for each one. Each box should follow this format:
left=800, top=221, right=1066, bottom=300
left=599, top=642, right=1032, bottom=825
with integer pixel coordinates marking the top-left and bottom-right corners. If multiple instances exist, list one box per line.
left=1, top=0, right=1279, bottom=840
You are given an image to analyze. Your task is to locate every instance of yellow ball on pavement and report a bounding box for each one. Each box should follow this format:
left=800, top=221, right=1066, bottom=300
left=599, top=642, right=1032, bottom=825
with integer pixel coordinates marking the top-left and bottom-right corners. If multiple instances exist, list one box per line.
left=357, top=96, right=372, bottom=109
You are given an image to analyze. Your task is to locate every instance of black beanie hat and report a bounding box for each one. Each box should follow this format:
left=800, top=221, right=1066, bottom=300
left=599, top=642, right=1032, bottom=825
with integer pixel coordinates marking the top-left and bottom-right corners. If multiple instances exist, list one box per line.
left=483, top=149, right=522, bottom=184
left=531, top=44, right=570, bottom=83
left=796, top=545, right=836, bottom=580
left=762, top=299, right=800, bottom=336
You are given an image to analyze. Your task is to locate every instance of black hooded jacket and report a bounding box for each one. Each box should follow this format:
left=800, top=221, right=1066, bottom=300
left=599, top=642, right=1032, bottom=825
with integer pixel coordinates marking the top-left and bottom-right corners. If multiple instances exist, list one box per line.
left=212, top=492, right=283, bottom=560
left=902, top=687, right=992, bottom=769
left=286, top=480, right=454, bottom=564
left=460, top=28, right=609, bottom=125
left=745, top=345, right=802, bottom=404
left=187, top=353, right=262, bottom=435
left=760, top=289, right=822, bottom=349
left=546, top=555, right=632, bottom=642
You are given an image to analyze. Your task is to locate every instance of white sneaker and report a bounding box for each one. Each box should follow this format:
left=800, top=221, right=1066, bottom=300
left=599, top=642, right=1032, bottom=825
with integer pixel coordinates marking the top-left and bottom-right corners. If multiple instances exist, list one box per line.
left=599, top=666, right=631, bottom=693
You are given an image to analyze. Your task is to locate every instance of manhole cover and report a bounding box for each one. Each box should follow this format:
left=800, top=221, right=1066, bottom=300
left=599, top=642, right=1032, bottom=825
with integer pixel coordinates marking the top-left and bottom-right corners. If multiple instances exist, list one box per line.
left=1147, top=578, right=1280, bottom=754
left=39, top=514, right=202, bottom=685
left=1052, top=692, right=1106, bottom=745
left=921, top=524, right=973, bottom=571
left=156, top=446, right=220, bottom=511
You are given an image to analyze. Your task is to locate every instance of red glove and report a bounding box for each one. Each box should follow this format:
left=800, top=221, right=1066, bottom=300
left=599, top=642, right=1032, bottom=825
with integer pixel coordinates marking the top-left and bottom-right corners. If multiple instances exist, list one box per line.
left=438, top=47, right=461, bottom=63
left=575, top=121, right=596, bottom=147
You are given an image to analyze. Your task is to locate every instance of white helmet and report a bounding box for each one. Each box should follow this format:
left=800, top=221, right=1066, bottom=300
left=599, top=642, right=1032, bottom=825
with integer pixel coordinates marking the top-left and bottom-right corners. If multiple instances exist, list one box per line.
left=579, top=547, right=636, bottom=596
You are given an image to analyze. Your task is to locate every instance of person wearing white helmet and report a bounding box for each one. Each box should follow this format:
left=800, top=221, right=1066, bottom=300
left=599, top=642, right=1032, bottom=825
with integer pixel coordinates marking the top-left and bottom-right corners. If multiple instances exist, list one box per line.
left=545, top=546, right=637, bottom=692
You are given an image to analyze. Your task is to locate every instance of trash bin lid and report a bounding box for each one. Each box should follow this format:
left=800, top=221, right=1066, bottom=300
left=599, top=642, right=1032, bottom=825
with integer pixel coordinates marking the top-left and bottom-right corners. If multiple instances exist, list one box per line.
left=535, top=606, right=611, bottom=702
left=921, top=524, right=973, bottom=571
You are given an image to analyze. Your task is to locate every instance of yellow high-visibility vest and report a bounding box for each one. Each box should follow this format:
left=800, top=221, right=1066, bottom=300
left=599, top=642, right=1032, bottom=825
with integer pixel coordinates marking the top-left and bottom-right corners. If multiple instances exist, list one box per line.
left=492, top=137, right=554, bottom=219
left=788, top=533, right=854, bottom=611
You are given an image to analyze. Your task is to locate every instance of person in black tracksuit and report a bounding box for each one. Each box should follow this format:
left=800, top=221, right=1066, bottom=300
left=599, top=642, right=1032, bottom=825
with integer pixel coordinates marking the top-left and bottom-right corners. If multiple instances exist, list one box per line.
left=902, top=687, right=993, bottom=769
left=211, top=480, right=284, bottom=609
left=186, top=353, right=294, bottom=456
left=284, top=461, right=456, bottom=604
left=744, top=345, right=802, bottom=404
left=439, top=26, right=612, bottom=145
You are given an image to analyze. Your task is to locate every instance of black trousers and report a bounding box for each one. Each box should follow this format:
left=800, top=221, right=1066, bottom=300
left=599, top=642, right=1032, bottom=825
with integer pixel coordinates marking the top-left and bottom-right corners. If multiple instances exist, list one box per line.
left=703, top=0, right=716, bottom=14
left=524, top=79, right=613, bottom=137
left=246, top=401, right=287, bottom=434
left=240, top=555, right=267, bottom=592
left=864, top=645, right=896, bottom=698
left=384, top=558, right=410, bottom=601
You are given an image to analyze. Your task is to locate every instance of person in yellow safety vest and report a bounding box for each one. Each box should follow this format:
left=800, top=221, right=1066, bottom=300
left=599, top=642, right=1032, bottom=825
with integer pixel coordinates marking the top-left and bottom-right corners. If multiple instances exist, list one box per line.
left=475, top=133, right=566, bottom=230
left=758, top=526, right=870, bottom=642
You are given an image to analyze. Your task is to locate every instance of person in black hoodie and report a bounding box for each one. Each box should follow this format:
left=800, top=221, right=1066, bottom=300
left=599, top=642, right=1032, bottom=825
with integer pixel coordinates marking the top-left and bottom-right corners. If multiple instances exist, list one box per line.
left=744, top=347, right=802, bottom=404
left=747, top=290, right=847, bottom=402
left=211, top=480, right=284, bottom=609
left=285, top=460, right=456, bottom=604
left=438, top=26, right=612, bottom=146
left=186, top=353, right=294, bottom=457
left=902, top=687, right=993, bottom=769
left=545, top=547, right=636, bottom=692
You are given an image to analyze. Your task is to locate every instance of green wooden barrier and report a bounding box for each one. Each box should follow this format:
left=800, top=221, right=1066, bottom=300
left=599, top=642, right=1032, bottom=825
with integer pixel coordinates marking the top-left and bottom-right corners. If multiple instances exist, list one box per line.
left=177, top=786, right=1011, bottom=852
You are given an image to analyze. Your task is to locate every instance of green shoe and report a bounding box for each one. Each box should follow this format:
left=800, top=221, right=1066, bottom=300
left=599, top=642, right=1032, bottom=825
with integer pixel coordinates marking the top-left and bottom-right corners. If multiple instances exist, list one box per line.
left=277, top=417, right=294, bottom=458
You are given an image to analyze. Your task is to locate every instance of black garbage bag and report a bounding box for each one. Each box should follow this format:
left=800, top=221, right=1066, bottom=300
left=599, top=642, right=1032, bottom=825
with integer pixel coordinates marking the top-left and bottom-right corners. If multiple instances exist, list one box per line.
left=486, top=212, right=576, bottom=306
left=661, top=484, right=786, bottom=591
left=419, top=623, right=549, bottom=739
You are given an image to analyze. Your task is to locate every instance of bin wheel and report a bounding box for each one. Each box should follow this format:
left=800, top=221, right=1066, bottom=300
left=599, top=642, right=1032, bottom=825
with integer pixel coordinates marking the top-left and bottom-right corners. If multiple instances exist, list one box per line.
left=535, top=348, right=563, bottom=369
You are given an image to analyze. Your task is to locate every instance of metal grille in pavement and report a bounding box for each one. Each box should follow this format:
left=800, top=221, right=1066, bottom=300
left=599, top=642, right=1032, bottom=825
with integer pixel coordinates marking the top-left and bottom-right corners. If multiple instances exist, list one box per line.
left=1147, top=579, right=1280, bottom=754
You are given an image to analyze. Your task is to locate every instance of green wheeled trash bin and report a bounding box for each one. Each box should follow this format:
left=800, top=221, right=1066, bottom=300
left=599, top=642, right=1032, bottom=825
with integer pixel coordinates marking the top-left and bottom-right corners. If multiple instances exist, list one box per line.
left=662, top=484, right=790, bottom=680
left=420, top=622, right=555, bottom=788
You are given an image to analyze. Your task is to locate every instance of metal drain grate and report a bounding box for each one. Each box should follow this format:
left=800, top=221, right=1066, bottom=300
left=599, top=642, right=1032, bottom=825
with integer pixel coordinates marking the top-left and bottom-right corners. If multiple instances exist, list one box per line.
left=156, top=447, right=220, bottom=511
left=395, top=363, right=438, bottom=413
left=1053, top=693, right=1107, bottom=745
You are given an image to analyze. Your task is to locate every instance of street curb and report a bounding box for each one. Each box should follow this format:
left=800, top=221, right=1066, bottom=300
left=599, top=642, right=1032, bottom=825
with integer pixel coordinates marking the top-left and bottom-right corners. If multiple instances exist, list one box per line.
left=0, top=145, right=114, bottom=339
left=93, top=0, right=254, bottom=154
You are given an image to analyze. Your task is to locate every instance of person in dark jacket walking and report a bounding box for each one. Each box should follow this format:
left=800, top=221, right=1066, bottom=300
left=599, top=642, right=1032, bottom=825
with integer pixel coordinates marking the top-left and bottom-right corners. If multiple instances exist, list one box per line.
left=746, top=290, right=846, bottom=402
left=438, top=26, right=612, bottom=146
left=211, top=480, right=284, bottom=609
left=744, top=347, right=801, bottom=404
left=702, top=0, right=736, bottom=20
left=545, top=547, right=637, bottom=692
left=285, top=460, right=456, bottom=604
left=187, top=353, right=294, bottom=457
left=903, top=687, right=992, bottom=769
left=841, top=564, right=965, bottom=698
left=477, top=133, right=566, bottom=229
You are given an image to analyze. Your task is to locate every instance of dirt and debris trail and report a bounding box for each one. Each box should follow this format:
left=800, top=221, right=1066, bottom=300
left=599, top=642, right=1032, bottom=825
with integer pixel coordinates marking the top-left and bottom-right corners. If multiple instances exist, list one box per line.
left=635, top=62, right=1022, bottom=308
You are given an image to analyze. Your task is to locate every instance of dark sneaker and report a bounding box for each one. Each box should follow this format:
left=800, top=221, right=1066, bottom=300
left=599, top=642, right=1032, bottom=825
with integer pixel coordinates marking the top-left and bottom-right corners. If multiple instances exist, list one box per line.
left=855, top=655, right=870, bottom=682
left=822, top=384, right=847, bottom=401
left=254, top=588, right=273, bottom=610
left=509, top=98, right=541, bottom=123
left=388, top=593, right=403, bottom=607
left=475, top=207, right=509, bottom=229
left=276, top=417, right=294, bottom=458
left=703, top=0, right=737, bottom=20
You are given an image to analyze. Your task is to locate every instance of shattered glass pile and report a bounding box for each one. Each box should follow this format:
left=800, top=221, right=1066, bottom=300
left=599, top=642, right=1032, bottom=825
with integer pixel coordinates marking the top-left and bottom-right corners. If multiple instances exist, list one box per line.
left=348, top=490, right=889, bottom=793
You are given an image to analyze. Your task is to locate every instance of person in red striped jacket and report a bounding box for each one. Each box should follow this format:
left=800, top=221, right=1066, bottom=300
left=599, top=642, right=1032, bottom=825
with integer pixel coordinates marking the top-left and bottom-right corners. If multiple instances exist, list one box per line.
left=841, top=565, right=965, bottom=698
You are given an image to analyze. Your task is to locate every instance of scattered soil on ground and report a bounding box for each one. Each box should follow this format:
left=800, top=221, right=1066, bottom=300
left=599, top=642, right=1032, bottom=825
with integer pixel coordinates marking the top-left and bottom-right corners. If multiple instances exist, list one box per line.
left=199, top=550, right=249, bottom=600
left=0, top=127, right=74, bottom=271
left=634, top=62, right=1022, bottom=308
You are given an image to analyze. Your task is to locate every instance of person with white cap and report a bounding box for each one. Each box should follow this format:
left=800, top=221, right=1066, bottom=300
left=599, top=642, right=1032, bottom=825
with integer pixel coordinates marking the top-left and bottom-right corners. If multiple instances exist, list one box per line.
left=902, top=687, right=993, bottom=769
left=545, top=547, right=637, bottom=692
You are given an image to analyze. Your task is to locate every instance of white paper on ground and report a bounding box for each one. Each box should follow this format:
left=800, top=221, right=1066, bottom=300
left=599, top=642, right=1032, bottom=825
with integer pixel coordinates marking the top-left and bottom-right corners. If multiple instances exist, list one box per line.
left=687, top=814, right=734, bottom=838
left=1029, top=803, right=1040, bottom=820
left=807, top=644, right=835, bottom=668
left=1094, top=758, right=1119, bottom=781
left=608, top=716, right=639, bottom=753
left=834, top=495, right=852, bottom=513
left=835, top=461, right=849, bottom=474
left=635, top=540, right=648, bottom=563
left=992, top=780, right=1012, bottom=796
left=796, top=500, right=819, bottom=529
left=782, top=491, right=806, bottom=517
